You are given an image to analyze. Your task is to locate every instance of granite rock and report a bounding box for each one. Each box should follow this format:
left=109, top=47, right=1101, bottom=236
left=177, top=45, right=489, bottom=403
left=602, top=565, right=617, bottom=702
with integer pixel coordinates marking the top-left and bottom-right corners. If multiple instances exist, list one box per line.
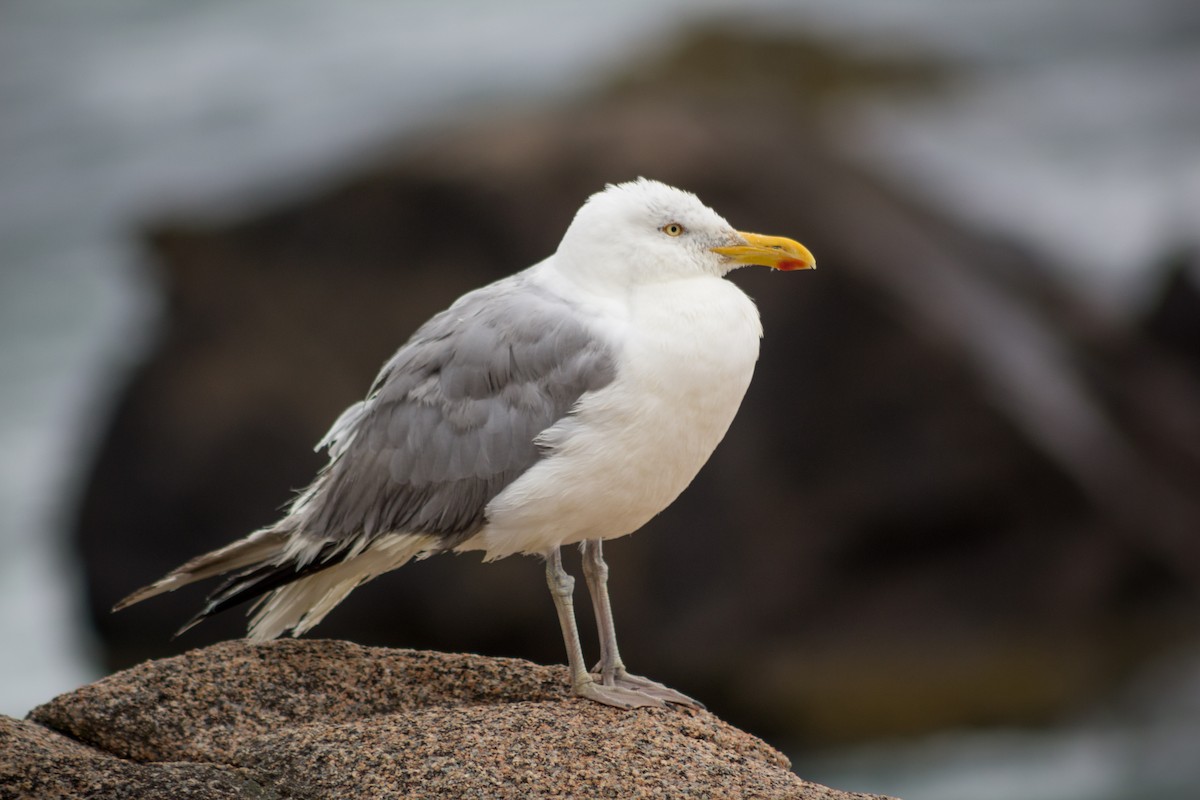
left=0, top=716, right=273, bottom=800
left=4, top=640, right=893, bottom=799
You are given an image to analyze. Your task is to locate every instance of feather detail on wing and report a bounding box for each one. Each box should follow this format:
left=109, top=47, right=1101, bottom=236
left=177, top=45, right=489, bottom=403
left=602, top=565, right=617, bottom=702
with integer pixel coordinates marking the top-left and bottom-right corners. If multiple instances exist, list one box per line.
left=115, top=271, right=617, bottom=636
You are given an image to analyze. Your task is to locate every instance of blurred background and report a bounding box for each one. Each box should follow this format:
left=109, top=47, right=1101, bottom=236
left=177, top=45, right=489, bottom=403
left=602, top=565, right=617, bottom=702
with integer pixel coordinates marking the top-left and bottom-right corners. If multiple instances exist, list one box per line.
left=2, top=1, right=1199, bottom=798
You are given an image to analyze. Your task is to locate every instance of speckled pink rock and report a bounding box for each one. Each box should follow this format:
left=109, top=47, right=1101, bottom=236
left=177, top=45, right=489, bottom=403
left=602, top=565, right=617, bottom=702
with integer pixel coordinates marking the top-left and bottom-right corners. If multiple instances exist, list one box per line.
left=4, top=640, right=896, bottom=799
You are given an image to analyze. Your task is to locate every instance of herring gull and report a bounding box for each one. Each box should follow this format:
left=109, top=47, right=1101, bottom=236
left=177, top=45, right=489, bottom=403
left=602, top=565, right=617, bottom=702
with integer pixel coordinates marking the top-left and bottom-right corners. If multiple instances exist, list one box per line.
left=116, top=178, right=815, bottom=709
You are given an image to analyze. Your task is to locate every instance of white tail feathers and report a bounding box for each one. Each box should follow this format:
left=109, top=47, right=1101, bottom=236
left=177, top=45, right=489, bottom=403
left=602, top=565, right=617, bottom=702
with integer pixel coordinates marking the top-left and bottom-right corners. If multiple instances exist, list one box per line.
left=246, top=532, right=438, bottom=640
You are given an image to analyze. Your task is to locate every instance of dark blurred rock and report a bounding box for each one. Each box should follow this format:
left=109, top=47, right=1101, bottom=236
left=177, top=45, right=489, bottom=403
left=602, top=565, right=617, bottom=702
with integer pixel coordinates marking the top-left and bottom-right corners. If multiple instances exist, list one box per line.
left=1144, top=248, right=1200, bottom=368
left=5, top=640, right=888, bottom=800
left=76, top=28, right=1200, bottom=745
left=601, top=22, right=952, bottom=107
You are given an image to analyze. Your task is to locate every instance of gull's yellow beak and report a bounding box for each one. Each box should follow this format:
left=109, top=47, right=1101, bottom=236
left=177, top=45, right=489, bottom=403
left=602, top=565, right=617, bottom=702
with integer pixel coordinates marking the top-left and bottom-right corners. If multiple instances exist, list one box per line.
left=712, top=232, right=816, bottom=271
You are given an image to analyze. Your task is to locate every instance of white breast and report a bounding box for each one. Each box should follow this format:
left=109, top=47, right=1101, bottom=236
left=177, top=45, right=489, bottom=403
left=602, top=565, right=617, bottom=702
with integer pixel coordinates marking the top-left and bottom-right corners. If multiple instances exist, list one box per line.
left=466, top=275, right=762, bottom=560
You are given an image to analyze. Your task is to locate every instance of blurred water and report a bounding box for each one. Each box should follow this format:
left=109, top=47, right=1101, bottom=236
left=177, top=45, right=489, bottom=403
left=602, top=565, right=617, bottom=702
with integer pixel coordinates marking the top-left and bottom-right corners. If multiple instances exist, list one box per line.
left=797, top=648, right=1200, bottom=800
left=802, top=0, right=1200, bottom=308
left=1, top=1, right=1197, bottom=797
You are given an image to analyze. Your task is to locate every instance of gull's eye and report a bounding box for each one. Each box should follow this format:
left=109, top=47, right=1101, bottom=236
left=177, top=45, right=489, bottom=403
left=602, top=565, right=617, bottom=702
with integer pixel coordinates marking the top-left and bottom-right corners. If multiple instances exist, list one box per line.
left=662, top=222, right=685, bottom=237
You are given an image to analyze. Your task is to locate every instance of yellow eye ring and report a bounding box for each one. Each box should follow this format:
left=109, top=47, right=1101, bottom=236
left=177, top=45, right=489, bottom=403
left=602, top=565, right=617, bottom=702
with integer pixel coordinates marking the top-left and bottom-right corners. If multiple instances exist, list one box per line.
left=662, top=223, right=685, bottom=237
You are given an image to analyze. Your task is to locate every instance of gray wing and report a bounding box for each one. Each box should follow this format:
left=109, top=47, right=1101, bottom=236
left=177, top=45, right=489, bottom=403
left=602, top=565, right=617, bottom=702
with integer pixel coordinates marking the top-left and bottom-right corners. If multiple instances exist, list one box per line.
left=293, top=273, right=616, bottom=551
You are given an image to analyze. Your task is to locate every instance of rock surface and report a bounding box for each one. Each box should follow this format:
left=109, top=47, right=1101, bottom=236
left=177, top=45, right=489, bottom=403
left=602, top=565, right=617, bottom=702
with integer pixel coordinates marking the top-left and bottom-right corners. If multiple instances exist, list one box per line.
left=2, top=640, right=892, bottom=799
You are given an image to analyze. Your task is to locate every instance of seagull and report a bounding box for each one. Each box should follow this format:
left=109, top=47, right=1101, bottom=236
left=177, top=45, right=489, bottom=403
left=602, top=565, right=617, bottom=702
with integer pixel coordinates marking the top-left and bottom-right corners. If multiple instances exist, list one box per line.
left=115, top=178, right=815, bottom=709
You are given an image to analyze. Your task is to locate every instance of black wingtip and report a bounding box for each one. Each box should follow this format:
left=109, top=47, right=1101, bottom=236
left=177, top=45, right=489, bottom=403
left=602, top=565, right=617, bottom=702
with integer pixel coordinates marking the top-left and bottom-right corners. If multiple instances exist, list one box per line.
left=172, top=613, right=206, bottom=640
left=175, top=540, right=348, bottom=633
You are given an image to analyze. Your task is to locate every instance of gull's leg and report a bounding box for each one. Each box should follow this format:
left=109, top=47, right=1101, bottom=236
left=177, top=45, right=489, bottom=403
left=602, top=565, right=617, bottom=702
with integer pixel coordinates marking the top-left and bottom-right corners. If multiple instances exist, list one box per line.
left=580, top=539, right=704, bottom=709
left=545, top=546, right=662, bottom=709
left=580, top=538, right=627, bottom=684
